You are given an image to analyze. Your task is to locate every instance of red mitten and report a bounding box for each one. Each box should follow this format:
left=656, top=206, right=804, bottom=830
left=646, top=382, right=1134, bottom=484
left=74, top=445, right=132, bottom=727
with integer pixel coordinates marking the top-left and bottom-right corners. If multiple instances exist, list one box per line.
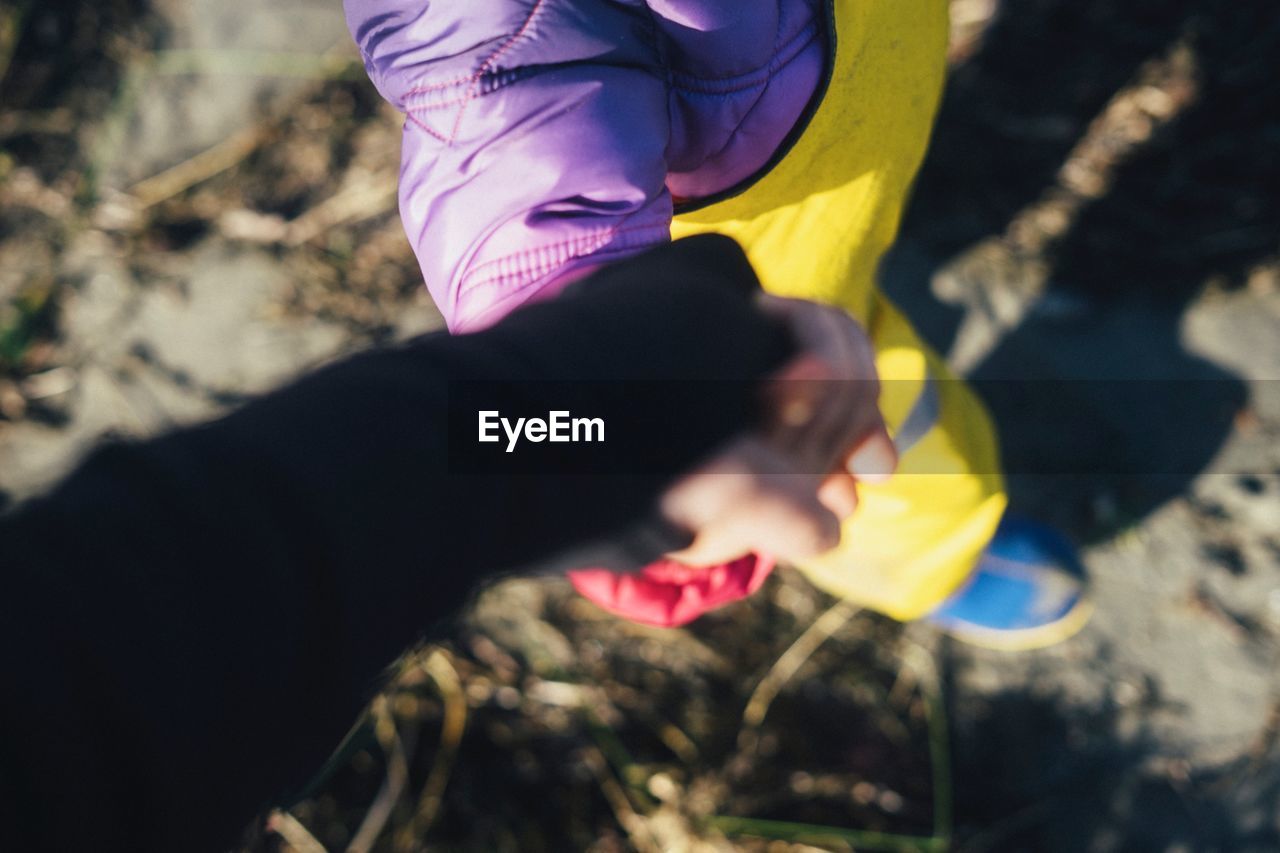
left=568, top=553, right=776, bottom=627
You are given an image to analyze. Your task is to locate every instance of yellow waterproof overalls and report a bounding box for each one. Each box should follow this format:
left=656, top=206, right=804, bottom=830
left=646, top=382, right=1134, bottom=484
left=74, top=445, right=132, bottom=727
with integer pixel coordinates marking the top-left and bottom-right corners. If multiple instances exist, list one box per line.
left=673, top=0, right=1007, bottom=619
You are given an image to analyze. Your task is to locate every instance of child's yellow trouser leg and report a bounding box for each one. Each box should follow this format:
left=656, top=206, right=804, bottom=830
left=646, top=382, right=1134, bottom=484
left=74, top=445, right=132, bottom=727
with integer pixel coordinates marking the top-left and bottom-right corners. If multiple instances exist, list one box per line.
left=795, top=294, right=1007, bottom=620
left=675, top=0, right=1005, bottom=619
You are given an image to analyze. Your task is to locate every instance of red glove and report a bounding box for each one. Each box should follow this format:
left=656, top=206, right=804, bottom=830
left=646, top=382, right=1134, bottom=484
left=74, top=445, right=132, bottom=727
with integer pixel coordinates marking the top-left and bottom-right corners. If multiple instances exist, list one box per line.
left=568, top=553, right=776, bottom=627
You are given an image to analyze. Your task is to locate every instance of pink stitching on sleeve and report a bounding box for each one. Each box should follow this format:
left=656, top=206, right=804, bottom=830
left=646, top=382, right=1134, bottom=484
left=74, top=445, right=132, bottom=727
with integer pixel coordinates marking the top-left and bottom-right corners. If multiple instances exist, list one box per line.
left=408, top=93, right=474, bottom=113
left=447, top=0, right=547, bottom=144
left=402, top=71, right=476, bottom=97
left=458, top=221, right=670, bottom=296
left=394, top=0, right=548, bottom=143
left=404, top=111, right=451, bottom=143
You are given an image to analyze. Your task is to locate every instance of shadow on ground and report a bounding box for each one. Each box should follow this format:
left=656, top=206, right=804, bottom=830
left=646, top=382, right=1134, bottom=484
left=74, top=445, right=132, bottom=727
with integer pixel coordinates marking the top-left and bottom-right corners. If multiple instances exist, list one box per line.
left=884, top=0, right=1280, bottom=849
left=886, top=0, right=1274, bottom=538
left=907, top=0, right=1279, bottom=297
left=949, top=671, right=1280, bottom=852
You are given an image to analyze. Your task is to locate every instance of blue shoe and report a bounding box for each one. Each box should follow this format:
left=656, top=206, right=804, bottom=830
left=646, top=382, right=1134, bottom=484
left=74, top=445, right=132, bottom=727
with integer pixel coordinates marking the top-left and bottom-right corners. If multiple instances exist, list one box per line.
left=925, top=515, right=1093, bottom=651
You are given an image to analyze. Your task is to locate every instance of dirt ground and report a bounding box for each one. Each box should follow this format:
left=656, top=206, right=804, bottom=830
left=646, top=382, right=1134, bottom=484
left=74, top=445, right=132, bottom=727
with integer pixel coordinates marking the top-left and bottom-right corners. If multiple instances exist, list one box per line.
left=2, top=0, right=1279, bottom=850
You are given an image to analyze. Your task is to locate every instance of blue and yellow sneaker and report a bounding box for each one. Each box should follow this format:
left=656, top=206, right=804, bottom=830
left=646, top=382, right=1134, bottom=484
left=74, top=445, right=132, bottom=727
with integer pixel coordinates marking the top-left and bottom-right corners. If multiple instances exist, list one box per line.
left=925, top=515, right=1093, bottom=651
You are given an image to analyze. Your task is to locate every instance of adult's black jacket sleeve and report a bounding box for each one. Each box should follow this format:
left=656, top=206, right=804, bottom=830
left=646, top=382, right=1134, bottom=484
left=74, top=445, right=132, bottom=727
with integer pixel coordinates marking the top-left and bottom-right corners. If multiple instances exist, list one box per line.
left=0, top=235, right=792, bottom=851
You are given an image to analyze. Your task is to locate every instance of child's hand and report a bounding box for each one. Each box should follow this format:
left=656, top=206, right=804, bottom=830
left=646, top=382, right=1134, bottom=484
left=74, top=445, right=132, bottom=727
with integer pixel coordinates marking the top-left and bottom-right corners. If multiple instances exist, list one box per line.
left=660, top=297, right=895, bottom=566
left=659, top=433, right=844, bottom=567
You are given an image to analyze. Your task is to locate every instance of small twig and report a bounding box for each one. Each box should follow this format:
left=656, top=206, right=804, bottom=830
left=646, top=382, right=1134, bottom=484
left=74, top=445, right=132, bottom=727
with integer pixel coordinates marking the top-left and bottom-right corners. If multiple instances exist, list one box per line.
left=706, top=815, right=946, bottom=852
left=742, top=599, right=860, bottom=728
left=604, top=683, right=700, bottom=764
left=128, top=124, right=266, bottom=209
left=647, top=714, right=700, bottom=766
left=902, top=644, right=953, bottom=847
left=0, top=0, right=32, bottom=85
left=585, top=705, right=643, bottom=787
left=583, top=745, right=662, bottom=853
left=283, top=175, right=399, bottom=246
left=267, top=809, right=329, bottom=853
left=84, top=43, right=360, bottom=202
left=394, top=649, right=468, bottom=851
left=347, top=696, right=411, bottom=853
left=0, top=108, right=75, bottom=140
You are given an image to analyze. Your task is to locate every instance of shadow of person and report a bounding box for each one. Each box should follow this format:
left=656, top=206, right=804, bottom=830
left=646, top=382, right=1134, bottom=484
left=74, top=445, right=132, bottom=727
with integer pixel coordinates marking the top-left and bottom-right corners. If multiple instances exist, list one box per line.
left=897, top=0, right=1209, bottom=273
left=949, top=682, right=1280, bottom=851
left=878, top=1, right=1276, bottom=848
left=1051, top=1, right=1280, bottom=307
left=965, top=293, right=1247, bottom=543
left=885, top=238, right=1248, bottom=549
left=881, top=0, right=1273, bottom=542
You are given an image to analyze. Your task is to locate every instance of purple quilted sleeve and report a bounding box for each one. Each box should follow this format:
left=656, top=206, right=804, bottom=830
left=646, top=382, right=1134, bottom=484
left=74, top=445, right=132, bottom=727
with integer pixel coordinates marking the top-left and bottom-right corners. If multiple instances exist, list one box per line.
left=344, top=0, right=674, bottom=332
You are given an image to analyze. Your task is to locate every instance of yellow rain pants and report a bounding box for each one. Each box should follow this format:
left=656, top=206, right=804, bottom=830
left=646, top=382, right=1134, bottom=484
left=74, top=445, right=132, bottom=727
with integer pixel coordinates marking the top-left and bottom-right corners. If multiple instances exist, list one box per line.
left=672, top=0, right=1007, bottom=620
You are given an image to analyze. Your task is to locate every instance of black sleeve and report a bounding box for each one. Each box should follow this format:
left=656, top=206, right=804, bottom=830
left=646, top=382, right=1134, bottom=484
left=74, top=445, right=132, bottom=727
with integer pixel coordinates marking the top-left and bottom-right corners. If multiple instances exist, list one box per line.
left=0, top=235, right=792, bottom=851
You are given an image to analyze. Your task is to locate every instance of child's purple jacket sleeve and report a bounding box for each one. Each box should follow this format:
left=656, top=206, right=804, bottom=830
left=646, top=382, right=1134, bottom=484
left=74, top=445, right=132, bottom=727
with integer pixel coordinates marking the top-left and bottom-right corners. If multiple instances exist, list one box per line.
left=346, top=0, right=824, bottom=332
left=345, top=0, right=675, bottom=332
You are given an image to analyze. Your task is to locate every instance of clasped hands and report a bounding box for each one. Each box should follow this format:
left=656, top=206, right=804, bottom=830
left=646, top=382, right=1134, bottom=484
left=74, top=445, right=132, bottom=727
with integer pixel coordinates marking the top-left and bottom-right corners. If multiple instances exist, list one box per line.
left=661, top=295, right=897, bottom=567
